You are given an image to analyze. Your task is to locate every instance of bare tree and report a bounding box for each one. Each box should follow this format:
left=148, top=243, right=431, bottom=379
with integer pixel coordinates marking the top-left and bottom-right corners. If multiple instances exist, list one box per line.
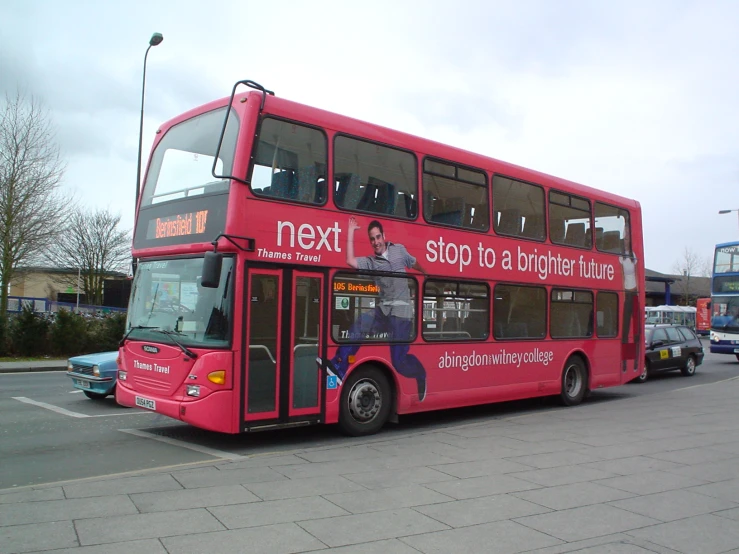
left=45, top=208, right=131, bottom=306
left=0, top=90, right=69, bottom=318
left=672, top=247, right=710, bottom=305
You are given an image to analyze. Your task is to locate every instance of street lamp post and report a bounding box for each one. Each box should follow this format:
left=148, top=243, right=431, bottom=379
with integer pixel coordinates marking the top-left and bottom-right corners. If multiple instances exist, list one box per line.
left=135, top=32, right=163, bottom=210
left=719, top=209, right=739, bottom=235
left=133, top=32, right=163, bottom=277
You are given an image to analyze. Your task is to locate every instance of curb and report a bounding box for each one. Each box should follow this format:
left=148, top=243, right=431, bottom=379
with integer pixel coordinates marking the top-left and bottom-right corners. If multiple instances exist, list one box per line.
left=0, top=365, right=68, bottom=374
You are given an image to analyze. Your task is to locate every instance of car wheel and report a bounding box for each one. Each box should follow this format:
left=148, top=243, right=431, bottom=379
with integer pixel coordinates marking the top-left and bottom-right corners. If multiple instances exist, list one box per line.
left=338, top=366, right=392, bottom=437
left=636, top=363, right=648, bottom=383
left=681, top=355, right=697, bottom=376
left=559, top=356, right=588, bottom=406
left=83, top=390, right=108, bottom=400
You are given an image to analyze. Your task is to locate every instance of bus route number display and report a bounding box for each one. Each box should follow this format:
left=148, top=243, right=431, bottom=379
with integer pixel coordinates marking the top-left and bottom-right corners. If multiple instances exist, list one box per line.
left=147, top=210, right=208, bottom=240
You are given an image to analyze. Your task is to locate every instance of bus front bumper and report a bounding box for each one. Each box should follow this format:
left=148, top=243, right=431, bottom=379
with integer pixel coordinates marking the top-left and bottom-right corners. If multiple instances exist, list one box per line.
left=116, top=383, right=236, bottom=433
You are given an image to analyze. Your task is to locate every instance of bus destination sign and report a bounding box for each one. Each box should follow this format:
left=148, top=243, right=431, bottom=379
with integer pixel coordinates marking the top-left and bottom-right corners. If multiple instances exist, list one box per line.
left=148, top=210, right=209, bottom=240
left=134, top=193, right=228, bottom=250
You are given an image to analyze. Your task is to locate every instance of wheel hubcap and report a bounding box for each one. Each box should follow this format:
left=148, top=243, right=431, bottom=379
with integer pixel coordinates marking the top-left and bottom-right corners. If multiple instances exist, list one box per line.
left=347, top=378, right=381, bottom=423
left=564, top=364, right=582, bottom=397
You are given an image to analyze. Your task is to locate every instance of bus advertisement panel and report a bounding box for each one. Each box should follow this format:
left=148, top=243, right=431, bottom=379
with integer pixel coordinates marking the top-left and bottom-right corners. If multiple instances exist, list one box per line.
left=710, top=242, right=739, bottom=360
left=696, top=297, right=711, bottom=335
left=116, top=81, right=645, bottom=435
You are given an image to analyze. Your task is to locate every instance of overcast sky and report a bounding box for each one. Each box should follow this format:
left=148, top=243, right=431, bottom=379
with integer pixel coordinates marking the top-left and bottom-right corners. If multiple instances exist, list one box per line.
left=2, top=0, right=738, bottom=274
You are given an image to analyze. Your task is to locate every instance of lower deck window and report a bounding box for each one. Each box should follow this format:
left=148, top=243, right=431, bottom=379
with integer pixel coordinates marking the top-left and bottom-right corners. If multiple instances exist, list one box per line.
left=551, top=289, right=594, bottom=338
left=331, top=273, right=417, bottom=343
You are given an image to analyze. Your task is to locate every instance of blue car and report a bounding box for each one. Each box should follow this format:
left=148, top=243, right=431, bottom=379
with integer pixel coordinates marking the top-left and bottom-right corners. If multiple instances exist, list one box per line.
left=66, top=351, right=119, bottom=399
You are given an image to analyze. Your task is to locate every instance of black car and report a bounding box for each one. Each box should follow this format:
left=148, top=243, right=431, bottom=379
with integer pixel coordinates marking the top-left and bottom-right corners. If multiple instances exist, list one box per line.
left=636, top=324, right=704, bottom=382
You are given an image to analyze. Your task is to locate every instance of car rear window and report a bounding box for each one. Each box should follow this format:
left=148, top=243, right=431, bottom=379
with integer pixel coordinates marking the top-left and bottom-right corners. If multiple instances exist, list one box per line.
left=678, top=326, right=697, bottom=341
left=651, top=328, right=668, bottom=343
left=665, top=327, right=682, bottom=342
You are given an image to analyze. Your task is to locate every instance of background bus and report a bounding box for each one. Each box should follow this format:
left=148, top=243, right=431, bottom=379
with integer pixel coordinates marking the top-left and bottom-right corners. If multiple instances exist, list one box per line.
left=710, top=241, right=739, bottom=361
left=696, top=297, right=711, bottom=335
left=116, top=80, right=645, bottom=435
left=645, top=305, right=697, bottom=329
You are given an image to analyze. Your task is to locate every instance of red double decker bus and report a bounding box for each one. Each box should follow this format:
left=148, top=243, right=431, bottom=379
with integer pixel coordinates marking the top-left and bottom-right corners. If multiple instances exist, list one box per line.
left=117, top=80, right=645, bottom=436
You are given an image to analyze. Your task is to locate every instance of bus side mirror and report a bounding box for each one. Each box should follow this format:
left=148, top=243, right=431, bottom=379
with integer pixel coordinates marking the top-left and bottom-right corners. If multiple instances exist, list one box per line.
left=201, top=251, right=223, bottom=288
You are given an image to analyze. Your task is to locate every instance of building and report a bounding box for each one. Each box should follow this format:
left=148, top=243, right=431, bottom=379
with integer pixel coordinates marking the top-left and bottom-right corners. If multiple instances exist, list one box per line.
left=9, top=267, right=131, bottom=309
left=645, top=269, right=711, bottom=306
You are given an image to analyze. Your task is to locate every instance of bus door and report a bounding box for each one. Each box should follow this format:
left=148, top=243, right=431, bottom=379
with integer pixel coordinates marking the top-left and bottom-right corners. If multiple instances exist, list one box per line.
left=243, top=267, right=324, bottom=429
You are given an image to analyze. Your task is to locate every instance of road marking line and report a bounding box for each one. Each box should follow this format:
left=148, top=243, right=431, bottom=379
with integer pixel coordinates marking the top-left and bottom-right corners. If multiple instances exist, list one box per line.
left=673, top=375, right=739, bottom=392
left=69, top=390, right=83, bottom=394
left=13, top=396, right=90, bottom=418
left=0, top=370, right=67, bottom=376
left=11, top=397, right=150, bottom=418
left=119, top=428, right=245, bottom=461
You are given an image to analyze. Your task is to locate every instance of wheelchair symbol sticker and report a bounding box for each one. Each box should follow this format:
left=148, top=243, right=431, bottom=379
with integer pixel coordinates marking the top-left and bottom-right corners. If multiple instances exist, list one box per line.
left=327, top=375, right=338, bottom=389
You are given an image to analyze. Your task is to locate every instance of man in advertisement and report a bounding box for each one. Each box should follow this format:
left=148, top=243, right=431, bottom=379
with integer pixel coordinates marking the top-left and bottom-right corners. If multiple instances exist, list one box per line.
left=319, top=217, right=428, bottom=401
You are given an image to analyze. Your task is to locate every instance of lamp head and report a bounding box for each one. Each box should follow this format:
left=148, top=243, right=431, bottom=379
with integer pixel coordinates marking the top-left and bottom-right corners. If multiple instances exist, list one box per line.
left=149, top=33, right=164, bottom=46
left=719, top=210, right=732, bottom=214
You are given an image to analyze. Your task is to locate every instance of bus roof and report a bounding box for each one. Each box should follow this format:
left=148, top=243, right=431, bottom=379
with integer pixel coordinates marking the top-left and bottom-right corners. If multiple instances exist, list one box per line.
left=716, top=241, right=739, bottom=249
left=155, top=87, right=641, bottom=212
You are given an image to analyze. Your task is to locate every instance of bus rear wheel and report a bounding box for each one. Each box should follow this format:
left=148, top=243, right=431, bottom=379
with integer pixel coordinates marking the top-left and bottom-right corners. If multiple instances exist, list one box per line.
left=560, top=356, right=588, bottom=406
left=338, top=366, right=392, bottom=437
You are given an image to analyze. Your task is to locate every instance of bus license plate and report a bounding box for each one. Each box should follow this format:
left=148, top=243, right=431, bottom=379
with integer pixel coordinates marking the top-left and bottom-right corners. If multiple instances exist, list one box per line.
left=135, top=396, right=156, bottom=410
left=75, top=379, right=91, bottom=388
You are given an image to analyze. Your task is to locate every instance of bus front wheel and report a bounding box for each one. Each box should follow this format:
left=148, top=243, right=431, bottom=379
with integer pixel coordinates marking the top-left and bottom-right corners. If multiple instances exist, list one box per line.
left=338, top=366, right=392, bottom=437
left=560, top=356, right=588, bottom=406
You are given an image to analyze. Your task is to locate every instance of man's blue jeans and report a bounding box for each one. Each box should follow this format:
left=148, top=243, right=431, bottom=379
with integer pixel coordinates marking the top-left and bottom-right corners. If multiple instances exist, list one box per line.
left=331, top=307, right=426, bottom=381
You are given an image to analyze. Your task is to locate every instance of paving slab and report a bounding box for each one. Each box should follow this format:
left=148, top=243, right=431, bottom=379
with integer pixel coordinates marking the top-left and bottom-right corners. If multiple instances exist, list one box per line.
left=130, top=484, right=261, bottom=512
left=208, top=495, right=349, bottom=529
left=161, top=522, right=327, bottom=554
left=75, top=508, right=225, bottom=546
left=413, top=493, right=551, bottom=528
left=0, top=495, right=138, bottom=526
left=514, top=504, right=661, bottom=542
left=400, top=519, right=563, bottom=554
left=298, top=508, right=449, bottom=548
left=0, top=520, right=78, bottom=553
left=626, top=513, right=739, bottom=554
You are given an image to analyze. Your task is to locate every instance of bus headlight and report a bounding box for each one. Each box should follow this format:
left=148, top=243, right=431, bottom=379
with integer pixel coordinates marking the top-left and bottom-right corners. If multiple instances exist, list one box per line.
left=186, top=385, right=201, bottom=397
left=118, top=370, right=127, bottom=381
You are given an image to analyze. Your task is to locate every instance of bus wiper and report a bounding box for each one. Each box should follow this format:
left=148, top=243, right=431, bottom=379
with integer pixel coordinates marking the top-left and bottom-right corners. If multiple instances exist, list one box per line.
left=154, top=329, right=198, bottom=359
left=120, top=325, right=158, bottom=347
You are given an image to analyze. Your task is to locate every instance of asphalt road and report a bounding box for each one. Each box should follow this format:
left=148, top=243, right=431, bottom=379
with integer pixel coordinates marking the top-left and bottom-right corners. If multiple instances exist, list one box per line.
left=1, top=341, right=737, bottom=490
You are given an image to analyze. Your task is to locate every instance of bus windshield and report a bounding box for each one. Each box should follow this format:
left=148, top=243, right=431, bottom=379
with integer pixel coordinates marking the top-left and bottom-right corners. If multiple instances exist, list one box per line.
left=140, top=107, right=239, bottom=207
left=711, top=295, right=739, bottom=334
left=126, top=257, right=234, bottom=348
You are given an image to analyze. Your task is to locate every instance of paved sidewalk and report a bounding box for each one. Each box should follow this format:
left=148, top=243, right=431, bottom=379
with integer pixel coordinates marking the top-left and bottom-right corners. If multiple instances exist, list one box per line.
left=2, top=378, right=739, bottom=553
left=0, top=359, right=67, bottom=373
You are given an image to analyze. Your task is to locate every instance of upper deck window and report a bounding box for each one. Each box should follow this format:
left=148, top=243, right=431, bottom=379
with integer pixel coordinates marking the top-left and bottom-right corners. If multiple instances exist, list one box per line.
left=713, top=244, right=739, bottom=274
left=334, top=136, right=417, bottom=219
left=423, top=159, right=488, bottom=231
left=141, top=107, right=238, bottom=207
left=250, top=118, right=328, bottom=205
left=492, top=176, right=546, bottom=240
left=594, top=202, right=631, bottom=255
left=549, top=191, right=592, bottom=249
